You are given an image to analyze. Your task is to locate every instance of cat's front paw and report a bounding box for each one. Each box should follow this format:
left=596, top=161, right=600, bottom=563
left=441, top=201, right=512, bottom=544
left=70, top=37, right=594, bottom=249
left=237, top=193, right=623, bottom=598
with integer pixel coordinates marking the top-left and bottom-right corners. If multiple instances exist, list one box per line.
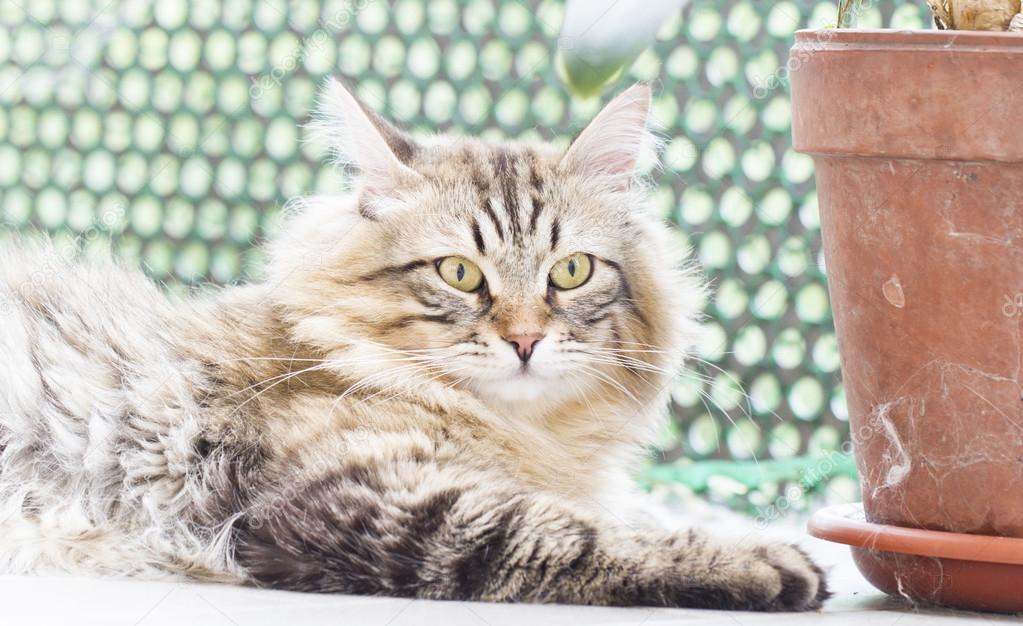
left=745, top=543, right=830, bottom=611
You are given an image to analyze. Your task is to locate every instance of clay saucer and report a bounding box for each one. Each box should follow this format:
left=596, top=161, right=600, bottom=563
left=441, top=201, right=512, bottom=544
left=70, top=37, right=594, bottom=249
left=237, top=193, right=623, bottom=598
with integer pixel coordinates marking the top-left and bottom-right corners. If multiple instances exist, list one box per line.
left=809, top=503, right=1023, bottom=614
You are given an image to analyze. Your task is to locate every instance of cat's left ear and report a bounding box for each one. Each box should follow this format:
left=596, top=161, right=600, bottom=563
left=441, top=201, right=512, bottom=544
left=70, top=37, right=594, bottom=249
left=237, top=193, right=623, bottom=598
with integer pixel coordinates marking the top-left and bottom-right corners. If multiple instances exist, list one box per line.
left=559, top=83, right=654, bottom=189
left=313, top=78, right=423, bottom=215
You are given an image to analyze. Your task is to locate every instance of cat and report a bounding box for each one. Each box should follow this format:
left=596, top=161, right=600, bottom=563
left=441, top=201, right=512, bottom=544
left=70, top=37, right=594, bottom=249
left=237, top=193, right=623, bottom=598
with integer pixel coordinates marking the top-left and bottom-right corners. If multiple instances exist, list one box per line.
left=0, top=80, right=829, bottom=611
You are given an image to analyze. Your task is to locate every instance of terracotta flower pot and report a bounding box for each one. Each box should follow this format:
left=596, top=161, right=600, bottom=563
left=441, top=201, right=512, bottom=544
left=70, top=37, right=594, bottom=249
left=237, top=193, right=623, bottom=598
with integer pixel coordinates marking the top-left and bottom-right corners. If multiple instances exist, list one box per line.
left=789, top=29, right=1023, bottom=612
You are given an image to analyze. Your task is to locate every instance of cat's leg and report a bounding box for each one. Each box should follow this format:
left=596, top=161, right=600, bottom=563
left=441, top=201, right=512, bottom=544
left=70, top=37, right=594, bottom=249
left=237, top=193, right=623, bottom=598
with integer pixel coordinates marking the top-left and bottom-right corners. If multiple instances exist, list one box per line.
left=232, top=460, right=828, bottom=611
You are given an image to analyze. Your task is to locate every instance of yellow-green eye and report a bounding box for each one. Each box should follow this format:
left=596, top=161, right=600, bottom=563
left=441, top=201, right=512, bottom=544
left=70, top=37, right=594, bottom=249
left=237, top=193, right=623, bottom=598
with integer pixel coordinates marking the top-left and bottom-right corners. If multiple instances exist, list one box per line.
left=437, top=256, right=484, bottom=292
left=549, top=253, right=593, bottom=290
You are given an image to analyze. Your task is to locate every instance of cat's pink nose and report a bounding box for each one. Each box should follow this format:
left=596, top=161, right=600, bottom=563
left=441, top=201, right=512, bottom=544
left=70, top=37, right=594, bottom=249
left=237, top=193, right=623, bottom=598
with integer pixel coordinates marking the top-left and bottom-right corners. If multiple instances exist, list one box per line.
left=504, top=333, right=544, bottom=363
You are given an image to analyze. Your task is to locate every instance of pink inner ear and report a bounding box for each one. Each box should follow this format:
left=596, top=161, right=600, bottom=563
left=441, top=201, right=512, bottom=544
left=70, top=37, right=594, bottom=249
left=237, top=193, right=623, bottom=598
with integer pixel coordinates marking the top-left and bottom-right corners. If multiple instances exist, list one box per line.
left=560, top=84, right=653, bottom=184
left=586, top=148, right=640, bottom=178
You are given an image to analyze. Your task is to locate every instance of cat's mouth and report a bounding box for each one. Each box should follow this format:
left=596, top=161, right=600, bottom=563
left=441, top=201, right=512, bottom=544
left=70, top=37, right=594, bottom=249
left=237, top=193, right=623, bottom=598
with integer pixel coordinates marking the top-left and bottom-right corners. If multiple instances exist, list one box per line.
left=513, top=363, right=536, bottom=377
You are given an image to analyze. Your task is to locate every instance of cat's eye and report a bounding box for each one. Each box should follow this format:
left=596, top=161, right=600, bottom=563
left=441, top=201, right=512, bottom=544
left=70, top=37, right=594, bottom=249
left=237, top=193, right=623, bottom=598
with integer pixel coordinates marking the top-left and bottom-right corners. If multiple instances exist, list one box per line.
left=437, top=256, right=484, bottom=292
left=549, top=253, right=593, bottom=290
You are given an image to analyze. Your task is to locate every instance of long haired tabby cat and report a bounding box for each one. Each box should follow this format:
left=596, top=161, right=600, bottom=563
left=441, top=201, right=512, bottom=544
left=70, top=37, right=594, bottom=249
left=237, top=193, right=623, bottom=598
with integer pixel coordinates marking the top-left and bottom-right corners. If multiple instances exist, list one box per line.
left=0, top=80, right=828, bottom=611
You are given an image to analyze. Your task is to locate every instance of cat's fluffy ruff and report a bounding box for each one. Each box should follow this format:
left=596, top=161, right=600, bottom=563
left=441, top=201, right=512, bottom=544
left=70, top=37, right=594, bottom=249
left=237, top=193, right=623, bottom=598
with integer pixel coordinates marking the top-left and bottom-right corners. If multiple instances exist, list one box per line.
left=0, top=81, right=829, bottom=610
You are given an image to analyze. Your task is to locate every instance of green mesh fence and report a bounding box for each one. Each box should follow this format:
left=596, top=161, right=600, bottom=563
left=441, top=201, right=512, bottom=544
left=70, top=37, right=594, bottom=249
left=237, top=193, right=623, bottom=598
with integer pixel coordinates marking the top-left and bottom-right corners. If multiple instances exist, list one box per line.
left=0, top=0, right=934, bottom=513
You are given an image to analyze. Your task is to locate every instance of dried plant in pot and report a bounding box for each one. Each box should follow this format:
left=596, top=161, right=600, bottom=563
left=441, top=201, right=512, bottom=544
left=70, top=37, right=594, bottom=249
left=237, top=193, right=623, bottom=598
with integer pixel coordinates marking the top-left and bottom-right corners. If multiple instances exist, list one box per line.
left=925, top=0, right=1023, bottom=30
left=789, top=25, right=1023, bottom=613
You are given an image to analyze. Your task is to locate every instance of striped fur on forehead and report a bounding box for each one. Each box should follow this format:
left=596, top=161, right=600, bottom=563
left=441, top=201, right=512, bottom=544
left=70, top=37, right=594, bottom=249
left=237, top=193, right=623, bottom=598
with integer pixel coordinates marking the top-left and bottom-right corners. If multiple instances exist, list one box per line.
left=405, top=141, right=563, bottom=255
left=390, top=140, right=641, bottom=298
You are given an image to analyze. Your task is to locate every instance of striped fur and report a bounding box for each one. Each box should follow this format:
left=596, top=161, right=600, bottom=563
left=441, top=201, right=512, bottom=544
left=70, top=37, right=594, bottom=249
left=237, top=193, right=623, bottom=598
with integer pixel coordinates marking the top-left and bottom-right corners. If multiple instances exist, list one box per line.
left=0, top=82, right=828, bottom=610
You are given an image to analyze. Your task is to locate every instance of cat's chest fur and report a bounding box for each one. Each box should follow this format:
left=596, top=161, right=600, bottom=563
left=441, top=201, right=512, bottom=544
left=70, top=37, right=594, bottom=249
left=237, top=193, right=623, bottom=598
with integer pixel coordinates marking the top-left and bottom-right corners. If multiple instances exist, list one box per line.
left=226, top=379, right=644, bottom=515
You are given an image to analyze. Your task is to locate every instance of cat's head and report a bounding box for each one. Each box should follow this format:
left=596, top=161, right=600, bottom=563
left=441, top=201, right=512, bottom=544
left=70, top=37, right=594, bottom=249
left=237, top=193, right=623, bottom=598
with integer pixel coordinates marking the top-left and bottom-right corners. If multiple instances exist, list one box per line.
left=269, top=80, right=703, bottom=417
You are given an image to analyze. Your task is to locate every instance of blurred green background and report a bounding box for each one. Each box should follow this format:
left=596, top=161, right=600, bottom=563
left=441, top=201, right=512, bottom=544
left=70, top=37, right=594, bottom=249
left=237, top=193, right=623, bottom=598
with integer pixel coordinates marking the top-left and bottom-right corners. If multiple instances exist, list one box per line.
left=0, top=0, right=934, bottom=514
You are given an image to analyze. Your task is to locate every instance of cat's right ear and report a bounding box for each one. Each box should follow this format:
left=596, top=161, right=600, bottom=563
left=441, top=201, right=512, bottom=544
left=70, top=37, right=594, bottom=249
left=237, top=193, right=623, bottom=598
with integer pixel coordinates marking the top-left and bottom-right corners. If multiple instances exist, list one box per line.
left=559, top=83, right=654, bottom=191
left=313, top=78, right=423, bottom=216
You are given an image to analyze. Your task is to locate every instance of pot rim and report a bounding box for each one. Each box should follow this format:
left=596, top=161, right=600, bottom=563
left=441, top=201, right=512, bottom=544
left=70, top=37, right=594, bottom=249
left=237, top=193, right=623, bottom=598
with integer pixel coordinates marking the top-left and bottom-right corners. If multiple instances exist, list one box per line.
left=790, top=27, right=1023, bottom=161
left=795, top=28, right=1023, bottom=48
left=809, top=503, right=1023, bottom=566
